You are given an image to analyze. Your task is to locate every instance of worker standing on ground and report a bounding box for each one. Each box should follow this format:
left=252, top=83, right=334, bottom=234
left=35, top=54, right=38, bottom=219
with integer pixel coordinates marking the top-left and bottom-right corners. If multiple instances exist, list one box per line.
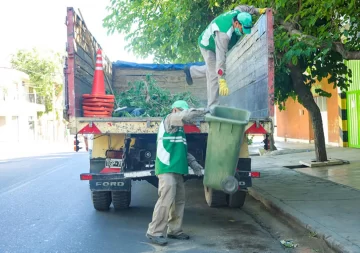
left=83, top=134, right=93, bottom=159
left=184, top=5, right=267, bottom=108
left=146, top=100, right=208, bottom=246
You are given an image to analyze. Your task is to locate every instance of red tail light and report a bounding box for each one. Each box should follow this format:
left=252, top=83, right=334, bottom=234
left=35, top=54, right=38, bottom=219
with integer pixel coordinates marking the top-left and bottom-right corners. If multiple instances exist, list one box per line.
left=80, top=174, right=93, bottom=180
left=250, top=171, right=260, bottom=178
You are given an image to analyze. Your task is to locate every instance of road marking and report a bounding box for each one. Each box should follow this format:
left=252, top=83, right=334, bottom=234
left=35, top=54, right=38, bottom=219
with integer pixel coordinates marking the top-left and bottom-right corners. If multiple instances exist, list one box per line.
left=0, top=163, right=67, bottom=197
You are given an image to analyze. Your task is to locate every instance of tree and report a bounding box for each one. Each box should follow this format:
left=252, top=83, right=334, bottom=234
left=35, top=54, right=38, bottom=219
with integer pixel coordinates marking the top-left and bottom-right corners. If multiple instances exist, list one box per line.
left=11, top=48, right=63, bottom=114
left=103, top=0, right=233, bottom=62
left=104, top=0, right=360, bottom=161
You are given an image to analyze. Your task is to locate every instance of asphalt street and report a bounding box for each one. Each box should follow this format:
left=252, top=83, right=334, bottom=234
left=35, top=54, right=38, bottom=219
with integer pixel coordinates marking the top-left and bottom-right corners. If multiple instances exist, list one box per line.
left=0, top=152, right=295, bottom=253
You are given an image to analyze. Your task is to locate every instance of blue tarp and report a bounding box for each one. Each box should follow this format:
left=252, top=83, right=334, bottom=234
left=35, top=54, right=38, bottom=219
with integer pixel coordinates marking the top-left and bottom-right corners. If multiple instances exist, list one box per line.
left=112, top=61, right=205, bottom=70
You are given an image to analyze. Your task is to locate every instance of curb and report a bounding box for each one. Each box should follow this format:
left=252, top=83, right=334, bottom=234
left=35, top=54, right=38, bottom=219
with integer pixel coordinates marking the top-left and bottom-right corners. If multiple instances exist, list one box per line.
left=248, top=186, right=360, bottom=253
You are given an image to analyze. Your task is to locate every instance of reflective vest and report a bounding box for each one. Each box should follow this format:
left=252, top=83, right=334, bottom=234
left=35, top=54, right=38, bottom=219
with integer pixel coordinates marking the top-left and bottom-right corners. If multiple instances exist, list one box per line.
left=155, top=119, right=188, bottom=175
left=198, top=10, right=241, bottom=52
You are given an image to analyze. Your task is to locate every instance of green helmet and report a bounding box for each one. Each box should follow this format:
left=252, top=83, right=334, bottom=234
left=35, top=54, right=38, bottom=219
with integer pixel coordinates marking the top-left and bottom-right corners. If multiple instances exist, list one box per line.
left=237, top=12, right=253, bottom=34
left=171, top=100, right=189, bottom=110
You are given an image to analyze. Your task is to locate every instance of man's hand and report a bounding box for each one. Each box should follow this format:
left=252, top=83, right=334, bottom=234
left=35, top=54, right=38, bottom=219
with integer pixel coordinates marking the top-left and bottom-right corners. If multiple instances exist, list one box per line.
left=206, top=105, right=215, bottom=115
left=190, top=161, right=203, bottom=176
left=259, top=8, right=267, bottom=14
left=219, top=78, right=229, bottom=96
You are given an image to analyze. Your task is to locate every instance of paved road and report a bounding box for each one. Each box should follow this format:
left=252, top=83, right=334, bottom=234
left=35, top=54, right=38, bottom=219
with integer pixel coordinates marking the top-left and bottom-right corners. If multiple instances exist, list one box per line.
left=0, top=152, right=288, bottom=253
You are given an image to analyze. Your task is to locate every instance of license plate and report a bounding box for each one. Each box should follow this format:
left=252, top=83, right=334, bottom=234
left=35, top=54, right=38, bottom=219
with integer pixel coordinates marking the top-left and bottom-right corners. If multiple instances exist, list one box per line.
left=105, top=158, right=123, bottom=168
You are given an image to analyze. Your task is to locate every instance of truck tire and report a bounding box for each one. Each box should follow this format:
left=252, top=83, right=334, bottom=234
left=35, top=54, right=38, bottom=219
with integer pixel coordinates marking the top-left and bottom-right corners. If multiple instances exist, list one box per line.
left=91, top=191, right=112, bottom=211
left=112, top=191, right=131, bottom=210
left=204, top=186, right=227, bottom=207
left=226, top=191, right=247, bottom=208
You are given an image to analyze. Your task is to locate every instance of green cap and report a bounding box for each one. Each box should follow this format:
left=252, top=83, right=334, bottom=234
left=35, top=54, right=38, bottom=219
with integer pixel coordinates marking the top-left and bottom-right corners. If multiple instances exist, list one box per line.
left=237, top=12, right=253, bottom=34
left=171, top=100, right=189, bottom=110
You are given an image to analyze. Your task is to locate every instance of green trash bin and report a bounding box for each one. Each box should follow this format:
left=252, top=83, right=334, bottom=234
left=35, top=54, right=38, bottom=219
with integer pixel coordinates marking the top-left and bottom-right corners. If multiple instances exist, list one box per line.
left=203, top=106, right=250, bottom=194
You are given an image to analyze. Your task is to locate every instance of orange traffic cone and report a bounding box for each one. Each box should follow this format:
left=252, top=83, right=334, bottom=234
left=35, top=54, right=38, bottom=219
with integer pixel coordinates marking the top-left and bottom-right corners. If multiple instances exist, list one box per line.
left=82, top=49, right=114, bottom=118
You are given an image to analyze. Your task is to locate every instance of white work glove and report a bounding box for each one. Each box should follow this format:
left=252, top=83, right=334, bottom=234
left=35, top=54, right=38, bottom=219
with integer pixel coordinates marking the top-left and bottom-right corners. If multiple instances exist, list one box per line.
left=190, top=161, right=203, bottom=176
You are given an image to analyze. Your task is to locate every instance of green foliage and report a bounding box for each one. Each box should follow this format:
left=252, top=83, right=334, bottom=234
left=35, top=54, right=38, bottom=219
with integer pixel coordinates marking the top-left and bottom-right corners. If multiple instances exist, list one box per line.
left=114, top=75, right=200, bottom=117
left=10, top=48, right=63, bottom=113
left=104, top=0, right=359, bottom=108
left=103, top=0, right=235, bottom=63
left=246, top=134, right=254, bottom=145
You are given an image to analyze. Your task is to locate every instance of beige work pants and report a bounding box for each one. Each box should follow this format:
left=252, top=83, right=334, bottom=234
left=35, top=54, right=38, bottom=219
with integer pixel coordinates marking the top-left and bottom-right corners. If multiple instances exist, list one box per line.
left=200, top=48, right=219, bottom=108
left=189, top=64, right=207, bottom=79
left=147, top=173, right=185, bottom=236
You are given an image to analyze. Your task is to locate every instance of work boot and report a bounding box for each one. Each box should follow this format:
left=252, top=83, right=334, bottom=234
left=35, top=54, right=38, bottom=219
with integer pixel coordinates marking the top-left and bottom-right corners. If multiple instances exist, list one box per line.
left=146, top=233, right=168, bottom=246
left=167, top=233, right=190, bottom=240
left=184, top=66, right=193, bottom=85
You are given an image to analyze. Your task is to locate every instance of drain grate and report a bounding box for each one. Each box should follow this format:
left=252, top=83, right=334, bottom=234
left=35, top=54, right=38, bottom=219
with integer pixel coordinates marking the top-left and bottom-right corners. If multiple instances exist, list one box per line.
left=283, top=164, right=308, bottom=169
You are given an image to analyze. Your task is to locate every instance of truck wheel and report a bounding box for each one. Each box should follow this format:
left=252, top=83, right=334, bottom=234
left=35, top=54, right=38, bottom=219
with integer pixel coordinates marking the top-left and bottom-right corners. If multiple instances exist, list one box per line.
left=204, top=186, right=227, bottom=207
left=112, top=191, right=131, bottom=210
left=226, top=191, right=247, bottom=208
left=91, top=191, right=112, bottom=211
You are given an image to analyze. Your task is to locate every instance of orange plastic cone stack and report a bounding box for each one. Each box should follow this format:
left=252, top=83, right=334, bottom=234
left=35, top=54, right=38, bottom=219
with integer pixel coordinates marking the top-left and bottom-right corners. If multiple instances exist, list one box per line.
left=82, top=49, right=115, bottom=117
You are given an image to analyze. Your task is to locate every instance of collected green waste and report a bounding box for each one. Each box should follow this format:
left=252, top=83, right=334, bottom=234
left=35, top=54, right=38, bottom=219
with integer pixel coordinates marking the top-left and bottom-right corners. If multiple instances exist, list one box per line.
left=113, top=75, right=200, bottom=117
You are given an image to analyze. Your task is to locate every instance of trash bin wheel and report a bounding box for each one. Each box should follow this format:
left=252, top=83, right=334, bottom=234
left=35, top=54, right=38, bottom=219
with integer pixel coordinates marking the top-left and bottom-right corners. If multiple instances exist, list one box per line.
left=204, top=186, right=227, bottom=207
left=226, top=190, right=246, bottom=208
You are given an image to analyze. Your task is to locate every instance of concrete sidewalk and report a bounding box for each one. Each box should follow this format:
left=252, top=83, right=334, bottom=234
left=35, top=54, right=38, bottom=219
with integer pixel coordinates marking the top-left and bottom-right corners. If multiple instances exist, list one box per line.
left=250, top=147, right=360, bottom=253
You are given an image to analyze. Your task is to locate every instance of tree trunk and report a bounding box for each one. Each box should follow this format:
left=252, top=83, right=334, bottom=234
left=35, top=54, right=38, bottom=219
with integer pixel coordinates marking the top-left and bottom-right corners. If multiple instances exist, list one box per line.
left=270, top=118, right=277, bottom=151
left=288, top=64, right=328, bottom=162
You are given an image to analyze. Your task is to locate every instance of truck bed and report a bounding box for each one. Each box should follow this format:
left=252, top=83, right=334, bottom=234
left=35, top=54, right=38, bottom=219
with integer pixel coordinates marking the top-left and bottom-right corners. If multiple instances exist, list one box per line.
left=64, top=7, right=274, bottom=135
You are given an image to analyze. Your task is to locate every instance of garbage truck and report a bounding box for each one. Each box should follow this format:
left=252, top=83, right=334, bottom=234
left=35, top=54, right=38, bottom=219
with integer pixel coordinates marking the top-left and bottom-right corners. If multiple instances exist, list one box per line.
left=64, top=7, right=275, bottom=210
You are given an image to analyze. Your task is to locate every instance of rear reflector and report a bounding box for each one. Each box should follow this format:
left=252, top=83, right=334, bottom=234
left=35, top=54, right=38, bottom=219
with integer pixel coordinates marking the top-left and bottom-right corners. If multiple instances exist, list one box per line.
left=100, top=168, right=121, bottom=174
left=250, top=171, right=260, bottom=178
left=80, top=174, right=93, bottom=180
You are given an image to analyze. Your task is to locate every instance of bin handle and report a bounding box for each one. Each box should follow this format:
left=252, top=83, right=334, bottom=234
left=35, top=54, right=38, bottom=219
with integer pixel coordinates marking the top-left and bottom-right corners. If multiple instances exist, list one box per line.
left=205, top=115, right=249, bottom=126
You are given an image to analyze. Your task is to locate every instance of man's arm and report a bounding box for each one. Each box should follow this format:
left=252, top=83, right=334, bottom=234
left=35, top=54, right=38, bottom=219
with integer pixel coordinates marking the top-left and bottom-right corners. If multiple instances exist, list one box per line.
left=214, top=31, right=230, bottom=78
left=187, top=153, right=203, bottom=176
left=234, top=5, right=263, bottom=15
left=164, top=108, right=208, bottom=132
left=83, top=135, right=89, bottom=151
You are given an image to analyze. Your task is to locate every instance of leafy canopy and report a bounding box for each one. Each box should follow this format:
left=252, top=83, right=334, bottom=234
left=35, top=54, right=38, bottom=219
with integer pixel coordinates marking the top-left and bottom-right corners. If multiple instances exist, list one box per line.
left=104, top=0, right=359, bottom=107
left=11, top=48, right=63, bottom=113
left=103, top=0, right=234, bottom=63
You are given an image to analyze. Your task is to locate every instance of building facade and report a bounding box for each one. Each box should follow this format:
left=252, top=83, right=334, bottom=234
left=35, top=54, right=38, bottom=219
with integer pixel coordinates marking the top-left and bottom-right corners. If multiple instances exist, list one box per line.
left=0, top=68, right=45, bottom=143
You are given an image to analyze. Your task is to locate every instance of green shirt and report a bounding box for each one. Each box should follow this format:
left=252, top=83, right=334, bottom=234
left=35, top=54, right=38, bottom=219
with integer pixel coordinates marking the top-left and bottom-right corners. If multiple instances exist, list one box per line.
left=198, top=10, right=240, bottom=52
left=155, top=118, right=188, bottom=175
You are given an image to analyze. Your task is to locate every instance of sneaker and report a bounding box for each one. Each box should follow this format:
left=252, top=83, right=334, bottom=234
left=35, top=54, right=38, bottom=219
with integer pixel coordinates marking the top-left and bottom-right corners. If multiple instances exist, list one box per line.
left=167, top=233, right=190, bottom=240
left=184, top=66, right=193, bottom=85
left=146, top=233, right=168, bottom=246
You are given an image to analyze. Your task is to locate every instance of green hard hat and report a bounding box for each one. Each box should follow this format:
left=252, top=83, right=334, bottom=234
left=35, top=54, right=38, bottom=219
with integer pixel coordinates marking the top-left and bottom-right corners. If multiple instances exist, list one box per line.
left=171, top=100, right=189, bottom=110
left=237, top=12, right=253, bottom=34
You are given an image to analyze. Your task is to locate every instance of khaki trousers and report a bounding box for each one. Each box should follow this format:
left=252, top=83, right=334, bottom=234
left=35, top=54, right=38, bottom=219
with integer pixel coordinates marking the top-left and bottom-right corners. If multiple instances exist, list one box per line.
left=189, top=64, right=206, bottom=79
left=200, top=48, right=219, bottom=108
left=147, top=173, right=185, bottom=236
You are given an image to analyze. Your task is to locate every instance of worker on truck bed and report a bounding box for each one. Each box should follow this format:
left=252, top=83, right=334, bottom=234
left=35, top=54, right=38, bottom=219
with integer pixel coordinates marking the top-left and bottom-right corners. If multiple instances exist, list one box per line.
left=146, top=100, right=208, bottom=246
left=184, top=5, right=267, bottom=108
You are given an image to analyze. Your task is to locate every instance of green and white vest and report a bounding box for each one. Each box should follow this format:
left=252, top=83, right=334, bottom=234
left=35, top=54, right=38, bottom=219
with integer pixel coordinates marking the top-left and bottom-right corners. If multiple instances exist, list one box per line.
left=155, top=119, right=188, bottom=175
left=198, top=10, right=240, bottom=52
